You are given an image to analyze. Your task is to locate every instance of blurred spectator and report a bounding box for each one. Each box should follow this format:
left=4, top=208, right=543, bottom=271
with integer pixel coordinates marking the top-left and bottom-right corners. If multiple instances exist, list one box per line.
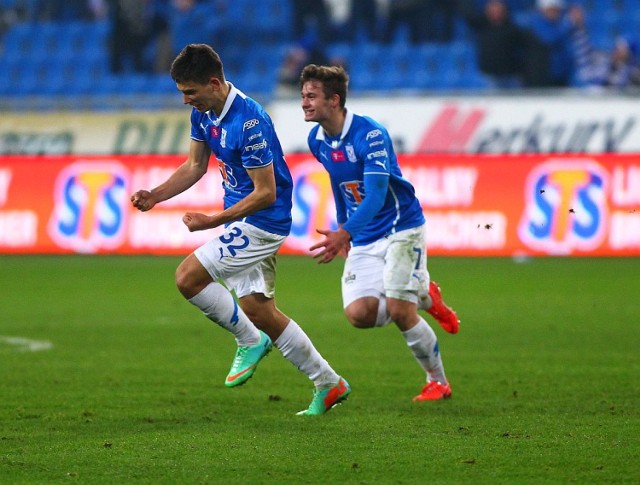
left=14, top=0, right=105, bottom=21
left=347, top=0, right=381, bottom=42
left=606, top=36, right=640, bottom=87
left=575, top=34, right=640, bottom=89
left=276, top=33, right=331, bottom=97
left=169, top=0, right=225, bottom=57
left=570, top=3, right=608, bottom=88
left=0, top=2, right=20, bottom=40
left=108, top=0, right=170, bottom=74
left=382, top=0, right=458, bottom=44
left=383, top=0, right=429, bottom=44
left=519, top=0, right=586, bottom=88
left=292, top=0, right=332, bottom=45
left=459, top=0, right=528, bottom=89
left=424, top=0, right=457, bottom=42
left=45, top=0, right=102, bottom=20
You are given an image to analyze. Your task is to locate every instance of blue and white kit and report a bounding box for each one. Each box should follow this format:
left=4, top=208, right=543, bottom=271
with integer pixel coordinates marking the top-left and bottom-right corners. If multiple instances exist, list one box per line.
left=190, top=82, right=293, bottom=236
left=190, top=82, right=293, bottom=297
left=307, top=109, right=424, bottom=246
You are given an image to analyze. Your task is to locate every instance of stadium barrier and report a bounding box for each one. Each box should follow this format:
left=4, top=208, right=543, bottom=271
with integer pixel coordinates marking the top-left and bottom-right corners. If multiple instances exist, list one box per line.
left=0, top=154, right=638, bottom=256
left=3, top=95, right=640, bottom=156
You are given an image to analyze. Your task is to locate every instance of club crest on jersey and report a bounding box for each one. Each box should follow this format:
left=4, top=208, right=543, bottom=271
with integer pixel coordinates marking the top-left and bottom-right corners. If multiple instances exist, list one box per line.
left=211, top=126, right=220, bottom=138
left=220, top=128, right=227, bottom=148
left=346, top=144, right=357, bottom=163
left=331, top=150, right=346, bottom=162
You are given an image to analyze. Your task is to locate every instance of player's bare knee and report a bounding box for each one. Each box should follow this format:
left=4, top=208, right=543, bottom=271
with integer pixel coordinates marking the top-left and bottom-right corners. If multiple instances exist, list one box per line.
left=175, top=257, right=211, bottom=299
left=344, top=308, right=375, bottom=328
left=174, top=266, right=193, bottom=298
left=387, top=299, right=419, bottom=329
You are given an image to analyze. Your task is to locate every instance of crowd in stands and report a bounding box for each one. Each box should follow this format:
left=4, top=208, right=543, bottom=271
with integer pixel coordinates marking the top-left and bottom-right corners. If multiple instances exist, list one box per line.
left=0, top=0, right=638, bottom=106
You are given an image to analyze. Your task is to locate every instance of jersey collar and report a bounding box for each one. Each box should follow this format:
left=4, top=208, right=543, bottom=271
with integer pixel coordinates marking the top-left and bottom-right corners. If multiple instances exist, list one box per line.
left=316, top=108, right=354, bottom=148
left=207, top=81, right=238, bottom=125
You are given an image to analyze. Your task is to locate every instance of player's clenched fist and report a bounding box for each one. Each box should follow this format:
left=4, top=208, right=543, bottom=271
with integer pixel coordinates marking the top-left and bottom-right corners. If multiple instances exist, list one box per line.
left=131, top=190, right=156, bottom=212
left=183, top=212, right=212, bottom=232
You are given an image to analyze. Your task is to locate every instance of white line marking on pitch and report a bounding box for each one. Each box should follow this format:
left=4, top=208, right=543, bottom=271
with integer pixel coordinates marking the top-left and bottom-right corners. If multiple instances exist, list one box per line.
left=0, top=336, right=53, bottom=352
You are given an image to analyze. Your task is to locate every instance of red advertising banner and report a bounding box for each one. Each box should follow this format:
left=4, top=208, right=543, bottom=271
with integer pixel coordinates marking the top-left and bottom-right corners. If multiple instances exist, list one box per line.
left=0, top=154, right=639, bottom=256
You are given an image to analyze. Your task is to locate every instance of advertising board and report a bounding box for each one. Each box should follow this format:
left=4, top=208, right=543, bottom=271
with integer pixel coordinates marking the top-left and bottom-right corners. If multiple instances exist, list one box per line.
left=1, top=154, right=638, bottom=256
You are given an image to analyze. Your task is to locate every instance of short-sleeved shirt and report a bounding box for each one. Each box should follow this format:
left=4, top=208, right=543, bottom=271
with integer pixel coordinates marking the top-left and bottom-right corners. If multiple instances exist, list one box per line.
left=307, top=109, right=424, bottom=246
left=190, top=82, right=293, bottom=236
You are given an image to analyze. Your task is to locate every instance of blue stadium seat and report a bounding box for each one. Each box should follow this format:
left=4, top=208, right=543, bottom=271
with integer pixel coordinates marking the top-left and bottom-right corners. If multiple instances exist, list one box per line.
left=3, top=23, right=44, bottom=60
left=348, top=43, right=385, bottom=92
left=170, top=2, right=221, bottom=56
left=326, top=43, right=352, bottom=65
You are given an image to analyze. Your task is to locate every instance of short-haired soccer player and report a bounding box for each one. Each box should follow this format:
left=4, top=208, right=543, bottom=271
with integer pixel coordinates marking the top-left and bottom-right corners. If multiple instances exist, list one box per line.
left=131, top=45, right=350, bottom=415
left=300, top=64, right=460, bottom=401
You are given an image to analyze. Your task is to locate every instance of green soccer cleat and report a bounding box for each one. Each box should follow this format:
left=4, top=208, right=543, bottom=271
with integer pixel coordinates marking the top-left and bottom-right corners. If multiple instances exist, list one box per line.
left=224, top=331, right=272, bottom=388
left=296, top=377, right=351, bottom=416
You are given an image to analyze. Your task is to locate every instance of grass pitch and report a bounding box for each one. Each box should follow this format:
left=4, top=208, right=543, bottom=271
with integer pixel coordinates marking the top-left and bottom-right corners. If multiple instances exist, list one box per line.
left=1, top=255, right=638, bottom=483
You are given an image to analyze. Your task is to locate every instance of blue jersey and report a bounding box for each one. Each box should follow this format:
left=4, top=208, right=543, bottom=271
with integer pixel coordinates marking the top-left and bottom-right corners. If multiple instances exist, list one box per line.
left=190, top=82, right=293, bottom=236
left=307, top=109, right=424, bottom=246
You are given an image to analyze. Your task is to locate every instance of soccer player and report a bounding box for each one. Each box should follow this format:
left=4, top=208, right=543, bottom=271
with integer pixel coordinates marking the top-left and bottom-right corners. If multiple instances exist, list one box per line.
left=299, top=64, right=460, bottom=402
left=131, top=45, right=350, bottom=416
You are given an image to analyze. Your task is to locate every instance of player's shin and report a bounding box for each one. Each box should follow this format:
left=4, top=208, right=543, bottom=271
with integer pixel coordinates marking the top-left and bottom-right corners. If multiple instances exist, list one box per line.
left=188, top=282, right=261, bottom=346
left=402, top=317, right=447, bottom=384
left=274, top=319, right=339, bottom=388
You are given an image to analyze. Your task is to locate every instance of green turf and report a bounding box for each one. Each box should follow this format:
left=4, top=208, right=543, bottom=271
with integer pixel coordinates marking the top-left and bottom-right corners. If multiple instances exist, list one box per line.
left=1, top=255, right=638, bottom=483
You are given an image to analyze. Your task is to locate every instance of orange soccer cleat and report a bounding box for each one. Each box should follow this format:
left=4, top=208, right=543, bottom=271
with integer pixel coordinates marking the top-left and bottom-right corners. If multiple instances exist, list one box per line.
left=426, top=281, right=460, bottom=334
left=412, top=381, right=452, bottom=401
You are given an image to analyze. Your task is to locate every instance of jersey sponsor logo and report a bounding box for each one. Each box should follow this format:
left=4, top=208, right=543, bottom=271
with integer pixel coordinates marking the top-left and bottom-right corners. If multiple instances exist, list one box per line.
left=243, top=119, right=260, bottom=131
left=48, top=161, right=128, bottom=253
left=211, top=126, right=220, bottom=138
left=217, top=159, right=238, bottom=188
left=518, top=160, right=609, bottom=254
left=368, top=140, right=384, bottom=147
left=366, top=129, right=382, bottom=140
left=245, top=139, right=267, bottom=151
left=331, top=150, right=346, bottom=162
left=367, top=149, right=388, bottom=160
left=248, top=131, right=263, bottom=141
left=340, top=180, right=365, bottom=204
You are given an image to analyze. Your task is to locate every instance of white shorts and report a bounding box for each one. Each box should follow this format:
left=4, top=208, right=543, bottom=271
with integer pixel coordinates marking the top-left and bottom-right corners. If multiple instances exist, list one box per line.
left=194, top=221, right=286, bottom=299
left=342, top=225, right=430, bottom=308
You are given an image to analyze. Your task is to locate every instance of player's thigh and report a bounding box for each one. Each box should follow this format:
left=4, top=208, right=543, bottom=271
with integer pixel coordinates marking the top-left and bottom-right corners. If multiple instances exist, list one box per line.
left=384, top=225, right=427, bottom=303
left=227, top=252, right=277, bottom=300
left=195, top=222, right=284, bottom=291
left=341, top=239, right=386, bottom=308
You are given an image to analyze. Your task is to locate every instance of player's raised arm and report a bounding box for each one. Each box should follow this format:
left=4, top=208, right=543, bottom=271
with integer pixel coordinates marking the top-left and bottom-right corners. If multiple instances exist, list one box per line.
left=183, top=163, right=277, bottom=232
left=131, top=140, right=211, bottom=212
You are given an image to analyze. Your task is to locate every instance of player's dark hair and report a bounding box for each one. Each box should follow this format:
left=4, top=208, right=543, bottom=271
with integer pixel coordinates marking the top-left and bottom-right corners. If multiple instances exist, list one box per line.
left=300, top=64, right=348, bottom=108
left=170, top=44, right=225, bottom=85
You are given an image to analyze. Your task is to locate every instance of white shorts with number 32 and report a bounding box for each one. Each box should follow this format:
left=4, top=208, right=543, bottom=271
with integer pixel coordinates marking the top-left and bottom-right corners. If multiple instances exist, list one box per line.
left=194, top=221, right=286, bottom=299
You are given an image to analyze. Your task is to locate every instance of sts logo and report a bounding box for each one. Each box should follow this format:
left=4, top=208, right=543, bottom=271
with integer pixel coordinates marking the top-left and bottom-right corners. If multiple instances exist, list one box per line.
left=288, top=159, right=337, bottom=251
left=48, top=162, right=129, bottom=253
left=518, top=160, right=609, bottom=254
